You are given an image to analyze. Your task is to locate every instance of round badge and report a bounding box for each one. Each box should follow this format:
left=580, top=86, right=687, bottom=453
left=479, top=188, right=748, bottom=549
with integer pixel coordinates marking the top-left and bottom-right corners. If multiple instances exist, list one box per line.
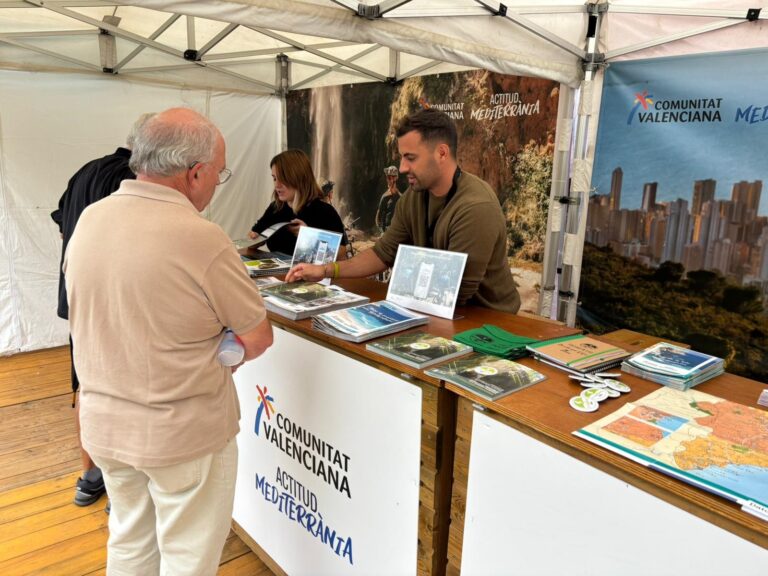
left=409, top=342, right=430, bottom=350
left=579, top=380, right=607, bottom=389
left=581, top=388, right=608, bottom=402
left=604, top=379, right=631, bottom=393
left=474, top=366, right=498, bottom=376
left=569, top=395, right=599, bottom=412
left=603, top=387, right=621, bottom=398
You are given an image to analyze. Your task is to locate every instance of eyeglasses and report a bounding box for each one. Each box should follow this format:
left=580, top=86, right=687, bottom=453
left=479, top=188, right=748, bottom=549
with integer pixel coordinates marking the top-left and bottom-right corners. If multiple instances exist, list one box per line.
left=189, top=161, right=232, bottom=185
left=217, top=168, right=232, bottom=185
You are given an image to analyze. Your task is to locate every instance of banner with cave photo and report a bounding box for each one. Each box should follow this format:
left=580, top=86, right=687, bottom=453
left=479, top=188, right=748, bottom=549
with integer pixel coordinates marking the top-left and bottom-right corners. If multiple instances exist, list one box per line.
left=586, top=48, right=768, bottom=383
left=286, top=70, right=559, bottom=315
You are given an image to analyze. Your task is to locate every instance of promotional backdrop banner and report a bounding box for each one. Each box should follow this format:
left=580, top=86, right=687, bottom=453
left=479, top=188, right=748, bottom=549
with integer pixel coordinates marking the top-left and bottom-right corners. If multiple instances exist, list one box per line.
left=585, top=49, right=768, bottom=382
left=285, top=70, right=559, bottom=315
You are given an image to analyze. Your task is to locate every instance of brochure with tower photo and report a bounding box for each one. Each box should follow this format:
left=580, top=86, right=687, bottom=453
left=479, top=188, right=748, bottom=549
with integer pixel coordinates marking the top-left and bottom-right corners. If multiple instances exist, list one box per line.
left=386, top=245, right=467, bottom=319
left=290, top=226, right=343, bottom=286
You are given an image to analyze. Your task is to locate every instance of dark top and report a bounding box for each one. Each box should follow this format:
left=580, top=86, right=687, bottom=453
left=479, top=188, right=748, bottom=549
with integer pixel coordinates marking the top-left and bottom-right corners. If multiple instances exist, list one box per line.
left=51, top=147, right=135, bottom=319
left=251, top=199, right=347, bottom=256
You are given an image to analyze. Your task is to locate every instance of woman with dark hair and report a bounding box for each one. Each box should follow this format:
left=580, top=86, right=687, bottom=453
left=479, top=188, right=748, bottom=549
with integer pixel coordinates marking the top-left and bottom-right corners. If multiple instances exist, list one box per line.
left=248, top=149, right=347, bottom=256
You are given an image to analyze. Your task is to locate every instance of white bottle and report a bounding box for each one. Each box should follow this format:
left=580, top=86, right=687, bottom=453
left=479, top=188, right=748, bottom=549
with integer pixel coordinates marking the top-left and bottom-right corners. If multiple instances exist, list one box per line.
left=218, top=329, right=244, bottom=366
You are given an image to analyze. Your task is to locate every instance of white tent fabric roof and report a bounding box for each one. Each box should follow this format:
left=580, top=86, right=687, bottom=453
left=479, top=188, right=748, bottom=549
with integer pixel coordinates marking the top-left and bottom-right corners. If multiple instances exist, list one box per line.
left=2, top=2, right=767, bottom=94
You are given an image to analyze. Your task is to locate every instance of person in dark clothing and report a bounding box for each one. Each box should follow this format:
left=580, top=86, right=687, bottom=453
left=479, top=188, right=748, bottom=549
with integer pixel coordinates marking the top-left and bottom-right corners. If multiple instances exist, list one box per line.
left=375, top=165, right=402, bottom=233
left=50, top=112, right=154, bottom=508
left=248, top=149, right=347, bottom=257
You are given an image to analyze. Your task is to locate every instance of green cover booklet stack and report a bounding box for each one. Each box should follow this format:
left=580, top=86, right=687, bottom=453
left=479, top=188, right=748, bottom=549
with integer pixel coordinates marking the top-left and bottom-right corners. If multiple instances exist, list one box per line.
left=452, top=324, right=539, bottom=359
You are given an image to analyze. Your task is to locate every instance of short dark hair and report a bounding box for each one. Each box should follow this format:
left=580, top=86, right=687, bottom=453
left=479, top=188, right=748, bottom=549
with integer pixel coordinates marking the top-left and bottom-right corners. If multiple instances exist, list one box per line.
left=395, top=109, right=457, bottom=157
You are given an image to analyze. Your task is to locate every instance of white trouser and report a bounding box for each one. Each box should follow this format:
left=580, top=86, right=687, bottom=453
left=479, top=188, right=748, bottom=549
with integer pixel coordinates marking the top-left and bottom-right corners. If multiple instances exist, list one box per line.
left=93, top=439, right=238, bottom=576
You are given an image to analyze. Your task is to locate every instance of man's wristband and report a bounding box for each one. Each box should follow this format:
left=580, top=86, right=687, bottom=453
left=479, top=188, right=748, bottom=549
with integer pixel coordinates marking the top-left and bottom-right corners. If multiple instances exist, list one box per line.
left=332, top=262, right=340, bottom=279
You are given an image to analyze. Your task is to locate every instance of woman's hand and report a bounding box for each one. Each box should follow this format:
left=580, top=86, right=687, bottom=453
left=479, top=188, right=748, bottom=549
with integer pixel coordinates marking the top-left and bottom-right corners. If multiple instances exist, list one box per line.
left=248, top=230, right=258, bottom=239
left=287, top=219, right=306, bottom=236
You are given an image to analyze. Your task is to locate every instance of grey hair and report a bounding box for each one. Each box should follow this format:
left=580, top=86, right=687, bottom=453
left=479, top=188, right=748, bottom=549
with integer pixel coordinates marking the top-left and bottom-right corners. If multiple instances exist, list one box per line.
left=128, top=110, right=218, bottom=177
left=125, top=112, right=156, bottom=150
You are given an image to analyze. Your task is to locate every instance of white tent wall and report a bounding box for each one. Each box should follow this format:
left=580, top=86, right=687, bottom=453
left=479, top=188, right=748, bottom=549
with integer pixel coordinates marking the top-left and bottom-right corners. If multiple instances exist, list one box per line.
left=0, top=69, right=280, bottom=354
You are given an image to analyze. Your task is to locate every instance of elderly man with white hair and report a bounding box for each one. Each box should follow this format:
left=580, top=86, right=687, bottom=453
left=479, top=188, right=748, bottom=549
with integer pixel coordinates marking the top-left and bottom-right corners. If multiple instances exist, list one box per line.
left=64, top=107, right=273, bottom=575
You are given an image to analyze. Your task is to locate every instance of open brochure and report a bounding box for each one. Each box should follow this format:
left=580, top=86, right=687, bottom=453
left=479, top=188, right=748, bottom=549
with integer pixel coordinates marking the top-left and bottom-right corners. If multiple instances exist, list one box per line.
left=248, top=221, right=290, bottom=249
left=312, top=300, right=428, bottom=343
left=291, top=226, right=343, bottom=286
left=386, top=245, right=467, bottom=319
left=260, top=281, right=368, bottom=321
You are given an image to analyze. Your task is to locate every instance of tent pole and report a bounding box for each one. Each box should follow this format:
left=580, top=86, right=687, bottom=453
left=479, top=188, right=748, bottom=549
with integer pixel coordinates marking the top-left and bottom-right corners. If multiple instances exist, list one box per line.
left=277, top=54, right=289, bottom=151
left=539, top=84, right=576, bottom=321
left=541, top=1, right=606, bottom=325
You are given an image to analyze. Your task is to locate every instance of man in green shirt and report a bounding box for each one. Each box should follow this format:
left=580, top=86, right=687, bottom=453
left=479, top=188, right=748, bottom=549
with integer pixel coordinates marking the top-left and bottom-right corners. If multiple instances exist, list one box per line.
left=286, top=108, right=520, bottom=313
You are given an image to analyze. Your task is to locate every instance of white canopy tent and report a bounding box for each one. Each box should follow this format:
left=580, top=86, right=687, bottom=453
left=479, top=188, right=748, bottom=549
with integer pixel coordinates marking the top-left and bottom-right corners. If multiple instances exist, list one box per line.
left=1, top=0, right=766, bottom=354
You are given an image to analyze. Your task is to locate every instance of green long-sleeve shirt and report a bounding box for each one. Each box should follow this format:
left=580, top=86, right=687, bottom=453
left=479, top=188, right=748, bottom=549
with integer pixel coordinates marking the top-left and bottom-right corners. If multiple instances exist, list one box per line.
left=373, top=171, right=520, bottom=313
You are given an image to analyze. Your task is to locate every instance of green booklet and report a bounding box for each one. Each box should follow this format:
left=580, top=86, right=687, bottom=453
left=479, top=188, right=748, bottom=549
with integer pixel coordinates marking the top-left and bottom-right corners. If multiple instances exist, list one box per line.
left=425, top=353, right=546, bottom=401
left=452, top=324, right=539, bottom=358
left=366, top=331, right=472, bottom=369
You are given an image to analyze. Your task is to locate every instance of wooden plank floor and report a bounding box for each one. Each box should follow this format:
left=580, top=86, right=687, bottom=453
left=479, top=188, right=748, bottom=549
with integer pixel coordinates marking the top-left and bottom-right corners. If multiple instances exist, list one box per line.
left=0, top=346, right=274, bottom=575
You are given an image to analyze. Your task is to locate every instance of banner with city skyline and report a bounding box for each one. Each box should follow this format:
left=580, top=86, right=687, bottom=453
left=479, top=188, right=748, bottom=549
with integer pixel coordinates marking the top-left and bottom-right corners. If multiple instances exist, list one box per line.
left=582, top=48, right=768, bottom=383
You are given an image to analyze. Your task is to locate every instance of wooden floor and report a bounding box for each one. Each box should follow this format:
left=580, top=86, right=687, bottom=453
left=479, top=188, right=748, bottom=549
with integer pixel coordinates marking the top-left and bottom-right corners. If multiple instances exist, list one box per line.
left=0, top=346, right=274, bottom=575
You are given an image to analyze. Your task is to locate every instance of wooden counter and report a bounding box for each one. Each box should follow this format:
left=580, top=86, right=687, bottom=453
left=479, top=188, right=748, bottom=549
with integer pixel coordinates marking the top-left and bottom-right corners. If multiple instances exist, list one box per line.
left=444, top=338, right=768, bottom=574
left=235, top=271, right=767, bottom=573
left=239, top=276, right=578, bottom=576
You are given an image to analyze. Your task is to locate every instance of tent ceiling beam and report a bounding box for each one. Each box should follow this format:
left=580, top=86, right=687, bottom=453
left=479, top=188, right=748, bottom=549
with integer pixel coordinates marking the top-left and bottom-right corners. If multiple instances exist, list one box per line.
left=24, top=0, right=184, bottom=59
left=398, top=59, right=441, bottom=80
left=609, top=5, right=767, bottom=19
left=115, top=13, right=180, bottom=71
left=197, top=22, right=238, bottom=58
left=202, top=60, right=277, bottom=92
left=122, top=56, right=277, bottom=73
left=0, top=0, right=118, bottom=6
left=606, top=18, right=745, bottom=60
left=474, top=0, right=586, bottom=59
left=290, top=43, right=382, bottom=90
left=248, top=26, right=388, bottom=82
left=0, top=29, right=96, bottom=37
left=17, top=0, right=276, bottom=91
left=331, top=1, right=584, bottom=18
left=0, top=33, right=101, bottom=71
left=202, top=41, right=358, bottom=62
left=288, top=56, right=375, bottom=77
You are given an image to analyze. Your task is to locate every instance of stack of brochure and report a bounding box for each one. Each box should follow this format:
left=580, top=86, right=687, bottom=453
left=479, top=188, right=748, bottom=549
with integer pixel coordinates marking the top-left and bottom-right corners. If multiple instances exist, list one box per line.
left=425, top=353, right=546, bottom=401
left=243, top=257, right=291, bottom=277
left=366, top=331, right=473, bottom=369
left=453, top=325, right=538, bottom=359
left=260, top=281, right=369, bottom=321
left=251, top=276, right=283, bottom=290
left=621, top=342, right=724, bottom=390
left=312, top=301, right=428, bottom=343
left=526, top=334, right=632, bottom=375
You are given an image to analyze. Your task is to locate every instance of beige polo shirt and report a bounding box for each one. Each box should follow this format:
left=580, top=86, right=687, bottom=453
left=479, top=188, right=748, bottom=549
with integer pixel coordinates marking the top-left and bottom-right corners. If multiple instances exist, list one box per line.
left=64, top=180, right=266, bottom=467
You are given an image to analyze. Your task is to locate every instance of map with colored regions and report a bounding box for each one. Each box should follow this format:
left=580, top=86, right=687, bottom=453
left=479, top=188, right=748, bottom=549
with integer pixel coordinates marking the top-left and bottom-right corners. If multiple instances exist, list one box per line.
left=575, top=387, right=768, bottom=520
